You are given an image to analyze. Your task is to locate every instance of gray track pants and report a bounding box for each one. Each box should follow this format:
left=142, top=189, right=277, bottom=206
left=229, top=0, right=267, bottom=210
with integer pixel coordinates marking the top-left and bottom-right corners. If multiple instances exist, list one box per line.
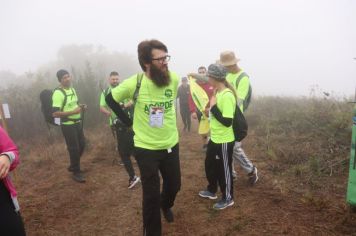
left=232, top=141, right=254, bottom=174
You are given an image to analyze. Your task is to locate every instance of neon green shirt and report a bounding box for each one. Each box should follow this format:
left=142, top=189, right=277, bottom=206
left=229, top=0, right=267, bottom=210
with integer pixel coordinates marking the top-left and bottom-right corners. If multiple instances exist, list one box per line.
left=210, top=88, right=236, bottom=144
left=226, top=70, right=249, bottom=112
left=111, top=72, right=179, bottom=150
left=100, top=87, right=117, bottom=125
left=52, top=87, right=81, bottom=125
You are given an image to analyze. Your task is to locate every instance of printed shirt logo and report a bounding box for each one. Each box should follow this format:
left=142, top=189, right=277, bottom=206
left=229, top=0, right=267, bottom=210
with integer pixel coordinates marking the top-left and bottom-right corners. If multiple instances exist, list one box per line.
left=165, top=89, right=173, bottom=98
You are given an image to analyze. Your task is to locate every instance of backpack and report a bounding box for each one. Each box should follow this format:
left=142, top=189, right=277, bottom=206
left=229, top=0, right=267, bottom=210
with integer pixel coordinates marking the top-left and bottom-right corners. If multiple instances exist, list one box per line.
left=39, top=87, right=75, bottom=126
left=236, top=72, right=252, bottom=111
left=232, top=102, right=248, bottom=142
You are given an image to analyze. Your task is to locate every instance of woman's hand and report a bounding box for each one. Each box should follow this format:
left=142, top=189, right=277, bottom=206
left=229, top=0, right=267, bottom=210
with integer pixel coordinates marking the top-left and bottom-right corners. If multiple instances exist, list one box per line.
left=0, top=155, right=10, bottom=179
left=210, top=95, right=217, bottom=108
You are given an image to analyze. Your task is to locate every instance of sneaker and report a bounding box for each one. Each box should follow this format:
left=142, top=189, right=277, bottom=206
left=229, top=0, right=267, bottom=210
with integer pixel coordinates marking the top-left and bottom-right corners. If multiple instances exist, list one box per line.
left=198, top=190, right=217, bottom=200
left=248, top=166, right=259, bottom=185
left=213, top=199, right=234, bottom=210
left=67, top=166, right=86, bottom=174
left=72, top=172, right=86, bottom=183
left=162, top=208, right=174, bottom=223
left=128, top=176, right=140, bottom=189
left=112, top=159, right=125, bottom=166
left=232, top=170, right=238, bottom=180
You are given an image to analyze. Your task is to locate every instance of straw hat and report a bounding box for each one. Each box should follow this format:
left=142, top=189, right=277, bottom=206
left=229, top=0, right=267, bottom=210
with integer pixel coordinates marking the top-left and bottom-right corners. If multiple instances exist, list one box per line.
left=219, top=51, right=240, bottom=67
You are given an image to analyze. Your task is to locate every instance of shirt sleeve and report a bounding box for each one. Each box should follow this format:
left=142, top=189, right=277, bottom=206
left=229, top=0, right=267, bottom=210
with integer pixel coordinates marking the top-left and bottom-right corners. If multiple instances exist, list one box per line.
left=111, top=77, right=135, bottom=103
left=52, top=90, right=64, bottom=109
left=172, top=73, right=179, bottom=99
left=100, top=92, right=107, bottom=107
left=0, top=127, right=19, bottom=170
left=221, top=92, right=235, bottom=119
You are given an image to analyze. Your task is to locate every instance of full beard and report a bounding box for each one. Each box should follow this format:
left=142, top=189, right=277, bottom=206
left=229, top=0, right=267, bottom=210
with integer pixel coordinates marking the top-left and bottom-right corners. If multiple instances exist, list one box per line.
left=149, top=64, right=170, bottom=87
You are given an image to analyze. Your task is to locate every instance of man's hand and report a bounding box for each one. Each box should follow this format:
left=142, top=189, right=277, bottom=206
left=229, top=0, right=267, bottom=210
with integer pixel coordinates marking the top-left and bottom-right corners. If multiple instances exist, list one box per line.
left=80, top=104, right=88, bottom=111
left=204, top=107, right=210, bottom=117
left=124, top=100, right=134, bottom=108
left=191, top=112, right=198, bottom=120
left=0, top=155, right=10, bottom=179
left=73, top=107, right=82, bottom=115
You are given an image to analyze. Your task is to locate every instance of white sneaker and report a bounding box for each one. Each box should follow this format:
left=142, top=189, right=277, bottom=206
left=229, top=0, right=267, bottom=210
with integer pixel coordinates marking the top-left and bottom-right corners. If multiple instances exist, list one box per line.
left=128, top=176, right=140, bottom=189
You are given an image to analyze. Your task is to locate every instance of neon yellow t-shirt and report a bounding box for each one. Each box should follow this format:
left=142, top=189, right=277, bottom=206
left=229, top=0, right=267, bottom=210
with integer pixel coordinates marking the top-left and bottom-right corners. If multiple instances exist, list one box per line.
left=100, top=87, right=117, bottom=125
left=111, top=72, right=179, bottom=150
left=52, top=87, right=81, bottom=125
left=226, top=70, right=249, bottom=112
left=210, top=88, right=236, bottom=144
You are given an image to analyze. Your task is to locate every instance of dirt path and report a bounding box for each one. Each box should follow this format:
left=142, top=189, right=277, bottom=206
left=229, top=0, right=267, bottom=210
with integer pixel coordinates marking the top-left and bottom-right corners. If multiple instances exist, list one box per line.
left=16, top=122, right=356, bottom=235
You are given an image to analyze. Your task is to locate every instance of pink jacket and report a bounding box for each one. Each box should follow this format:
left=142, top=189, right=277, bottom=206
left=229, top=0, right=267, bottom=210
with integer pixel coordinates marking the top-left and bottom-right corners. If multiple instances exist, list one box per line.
left=0, top=126, right=20, bottom=211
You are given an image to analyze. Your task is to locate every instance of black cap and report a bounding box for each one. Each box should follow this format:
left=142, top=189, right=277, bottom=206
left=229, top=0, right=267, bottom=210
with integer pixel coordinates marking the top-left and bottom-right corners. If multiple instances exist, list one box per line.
left=56, top=69, right=69, bottom=82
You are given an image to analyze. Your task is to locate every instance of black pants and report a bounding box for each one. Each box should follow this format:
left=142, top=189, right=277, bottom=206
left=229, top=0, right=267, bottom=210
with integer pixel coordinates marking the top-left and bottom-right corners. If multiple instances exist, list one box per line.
left=180, top=104, right=191, bottom=131
left=134, top=144, right=181, bottom=236
left=116, top=125, right=135, bottom=180
left=0, top=181, right=26, bottom=236
left=205, top=140, right=234, bottom=201
left=61, top=122, right=85, bottom=173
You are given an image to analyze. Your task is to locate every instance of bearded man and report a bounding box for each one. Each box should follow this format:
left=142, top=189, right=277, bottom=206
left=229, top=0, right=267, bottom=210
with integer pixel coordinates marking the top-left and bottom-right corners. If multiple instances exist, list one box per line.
left=105, top=39, right=181, bottom=236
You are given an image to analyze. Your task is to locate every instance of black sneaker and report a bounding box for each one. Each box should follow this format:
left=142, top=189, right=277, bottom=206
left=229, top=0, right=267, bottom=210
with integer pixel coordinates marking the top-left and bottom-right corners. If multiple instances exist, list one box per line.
left=162, top=208, right=174, bottom=223
left=68, top=167, right=85, bottom=174
left=72, top=172, right=86, bottom=183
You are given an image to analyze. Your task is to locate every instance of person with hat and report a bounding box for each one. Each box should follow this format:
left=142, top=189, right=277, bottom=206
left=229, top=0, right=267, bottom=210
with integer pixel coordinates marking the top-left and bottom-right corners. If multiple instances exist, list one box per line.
left=198, top=63, right=236, bottom=210
left=177, top=77, right=191, bottom=132
left=219, top=50, right=258, bottom=185
left=52, top=69, right=87, bottom=183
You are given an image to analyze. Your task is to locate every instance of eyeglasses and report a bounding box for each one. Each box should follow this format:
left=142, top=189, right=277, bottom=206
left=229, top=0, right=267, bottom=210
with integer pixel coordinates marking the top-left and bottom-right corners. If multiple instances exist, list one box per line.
left=152, top=55, right=171, bottom=63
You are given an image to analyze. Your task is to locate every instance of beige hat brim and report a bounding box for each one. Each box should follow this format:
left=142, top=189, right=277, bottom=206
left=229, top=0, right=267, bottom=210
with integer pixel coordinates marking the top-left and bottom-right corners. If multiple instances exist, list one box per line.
left=221, top=58, right=239, bottom=67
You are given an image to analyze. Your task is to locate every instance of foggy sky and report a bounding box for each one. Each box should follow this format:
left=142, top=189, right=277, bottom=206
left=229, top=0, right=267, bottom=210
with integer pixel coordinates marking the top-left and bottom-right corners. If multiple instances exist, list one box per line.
left=0, top=0, right=355, bottom=96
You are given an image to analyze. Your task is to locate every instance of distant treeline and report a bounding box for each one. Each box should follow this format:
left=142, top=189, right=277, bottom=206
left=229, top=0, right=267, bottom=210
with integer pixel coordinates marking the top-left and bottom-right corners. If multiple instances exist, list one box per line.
left=0, top=44, right=140, bottom=140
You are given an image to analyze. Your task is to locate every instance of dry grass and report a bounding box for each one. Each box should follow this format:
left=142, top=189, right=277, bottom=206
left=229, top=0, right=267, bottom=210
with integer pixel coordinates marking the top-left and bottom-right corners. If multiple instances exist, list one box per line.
left=14, top=100, right=356, bottom=235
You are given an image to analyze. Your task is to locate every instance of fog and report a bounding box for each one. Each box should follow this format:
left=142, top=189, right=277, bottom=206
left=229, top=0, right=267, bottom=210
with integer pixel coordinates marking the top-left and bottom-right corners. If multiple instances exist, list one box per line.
left=1, top=0, right=355, bottom=96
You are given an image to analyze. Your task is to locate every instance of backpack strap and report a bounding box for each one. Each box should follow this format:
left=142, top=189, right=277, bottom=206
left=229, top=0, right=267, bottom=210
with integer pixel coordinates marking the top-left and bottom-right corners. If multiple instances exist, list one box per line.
left=235, top=72, right=248, bottom=90
left=55, top=87, right=81, bottom=123
left=133, top=73, right=143, bottom=104
left=104, top=87, right=111, bottom=97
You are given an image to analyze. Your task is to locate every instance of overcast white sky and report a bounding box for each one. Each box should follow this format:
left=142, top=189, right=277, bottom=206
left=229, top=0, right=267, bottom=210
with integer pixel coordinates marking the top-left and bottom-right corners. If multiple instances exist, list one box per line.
left=0, top=0, right=355, bottom=96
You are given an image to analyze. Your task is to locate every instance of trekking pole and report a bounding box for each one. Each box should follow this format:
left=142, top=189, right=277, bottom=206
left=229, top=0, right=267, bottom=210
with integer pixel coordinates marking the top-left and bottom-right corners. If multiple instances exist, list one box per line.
left=80, top=106, right=85, bottom=130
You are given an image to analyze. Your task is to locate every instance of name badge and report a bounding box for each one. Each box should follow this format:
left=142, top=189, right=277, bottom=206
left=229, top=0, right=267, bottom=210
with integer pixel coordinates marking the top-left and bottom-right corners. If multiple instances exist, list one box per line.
left=149, top=107, right=164, bottom=128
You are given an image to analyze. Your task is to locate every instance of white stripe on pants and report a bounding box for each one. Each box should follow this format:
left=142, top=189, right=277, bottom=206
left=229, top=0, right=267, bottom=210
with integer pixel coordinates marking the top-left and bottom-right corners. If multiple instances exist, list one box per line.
left=232, top=141, right=254, bottom=174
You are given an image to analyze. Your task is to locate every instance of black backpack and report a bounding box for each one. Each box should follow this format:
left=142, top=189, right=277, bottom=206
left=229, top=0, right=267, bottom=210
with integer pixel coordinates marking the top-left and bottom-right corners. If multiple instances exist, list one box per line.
left=236, top=72, right=252, bottom=111
left=232, top=103, right=248, bottom=142
left=39, top=88, right=72, bottom=126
